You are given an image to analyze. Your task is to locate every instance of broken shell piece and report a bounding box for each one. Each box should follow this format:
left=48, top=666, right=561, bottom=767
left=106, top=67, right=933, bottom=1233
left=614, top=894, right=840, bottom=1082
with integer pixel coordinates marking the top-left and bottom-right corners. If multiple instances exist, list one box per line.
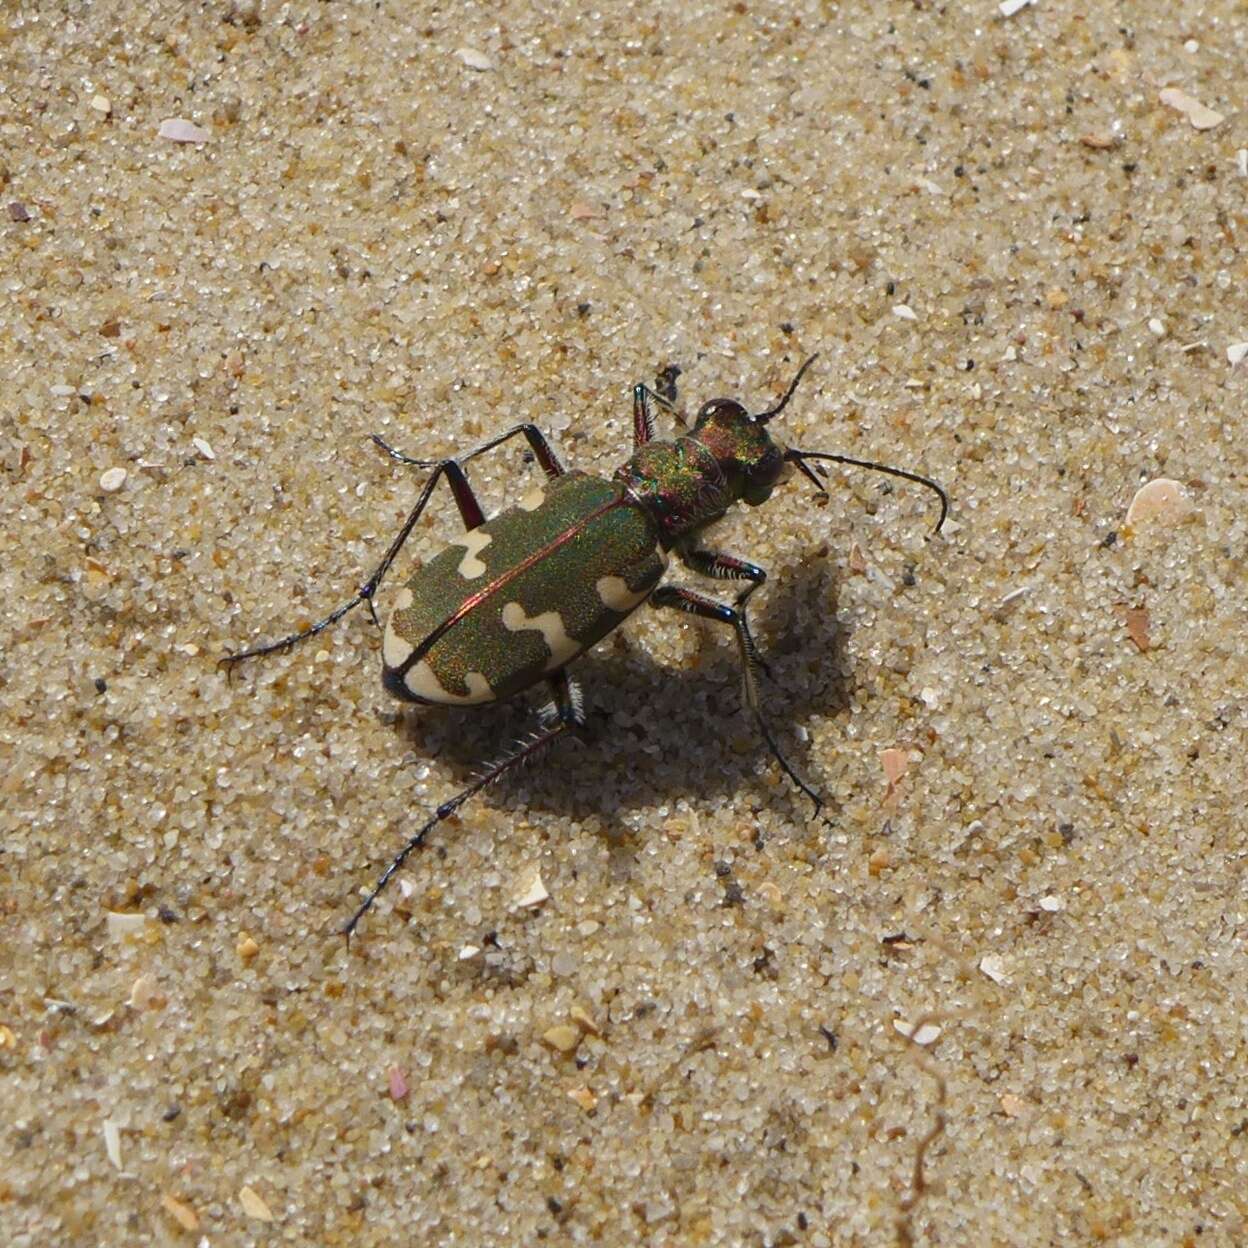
left=238, top=1186, right=274, bottom=1222
left=979, top=954, right=1009, bottom=985
left=542, top=1024, right=581, bottom=1053
left=99, top=467, right=128, bottom=493
left=880, top=748, right=911, bottom=787
left=106, top=911, right=146, bottom=941
left=455, top=47, right=493, bottom=71
left=569, top=1004, right=600, bottom=1035
left=893, top=1018, right=942, bottom=1046
left=161, top=1194, right=200, bottom=1232
left=567, top=1086, right=597, bottom=1111
left=1158, top=87, right=1224, bottom=131
left=513, top=868, right=549, bottom=908
left=1125, top=478, right=1189, bottom=527
left=1000, top=1093, right=1028, bottom=1118
left=1228, top=342, right=1248, bottom=369
left=103, top=1118, right=123, bottom=1169
left=158, top=118, right=211, bottom=143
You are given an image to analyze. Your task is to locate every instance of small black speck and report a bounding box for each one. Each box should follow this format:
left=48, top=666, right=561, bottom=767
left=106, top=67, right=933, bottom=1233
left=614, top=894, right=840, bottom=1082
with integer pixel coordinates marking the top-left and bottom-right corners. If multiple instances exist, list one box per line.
left=714, top=860, right=732, bottom=877
left=954, top=164, right=965, bottom=177
left=918, top=78, right=930, bottom=89
left=1058, top=822, right=1076, bottom=845
left=901, top=565, right=916, bottom=587
left=798, top=1212, right=809, bottom=1231
left=780, top=321, right=794, bottom=335
left=885, top=280, right=895, bottom=296
left=819, top=1025, right=838, bottom=1051
left=964, top=358, right=975, bottom=371
left=576, top=302, right=591, bottom=317
left=162, top=1105, right=182, bottom=1122
left=691, top=216, right=704, bottom=228
left=546, top=1197, right=563, bottom=1215
left=721, top=881, right=745, bottom=907
left=1122, top=162, right=1137, bottom=174
left=94, top=677, right=108, bottom=694
left=1100, top=531, right=1118, bottom=548
left=158, top=905, right=180, bottom=924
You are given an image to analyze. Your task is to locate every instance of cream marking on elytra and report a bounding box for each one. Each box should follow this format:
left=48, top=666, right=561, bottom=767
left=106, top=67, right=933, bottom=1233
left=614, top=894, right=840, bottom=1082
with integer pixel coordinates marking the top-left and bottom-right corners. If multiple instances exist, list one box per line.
left=501, top=601, right=580, bottom=670
left=517, top=485, right=546, bottom=512
left=382, top=588, right=416, bottom=668
left=448, top=529, right=492, bottom=579
left=595, top=575, right=651, bottom=612
left=405, top=660, right=493, bottom=705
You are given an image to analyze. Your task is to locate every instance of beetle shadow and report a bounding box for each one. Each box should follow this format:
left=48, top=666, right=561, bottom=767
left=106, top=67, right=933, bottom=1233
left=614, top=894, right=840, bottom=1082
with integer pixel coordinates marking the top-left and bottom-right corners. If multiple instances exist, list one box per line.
left=390, top=557, right=853, bottom=833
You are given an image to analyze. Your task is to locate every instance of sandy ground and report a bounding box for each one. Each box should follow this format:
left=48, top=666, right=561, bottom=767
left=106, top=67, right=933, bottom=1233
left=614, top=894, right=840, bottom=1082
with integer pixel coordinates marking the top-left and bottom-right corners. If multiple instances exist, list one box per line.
left=3, top=1, right=1247, bottom=1244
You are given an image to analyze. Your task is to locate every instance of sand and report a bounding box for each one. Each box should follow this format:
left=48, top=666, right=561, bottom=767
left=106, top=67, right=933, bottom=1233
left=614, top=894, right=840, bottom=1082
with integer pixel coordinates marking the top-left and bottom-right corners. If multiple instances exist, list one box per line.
left=3, top=2, right=1246, bottom=1244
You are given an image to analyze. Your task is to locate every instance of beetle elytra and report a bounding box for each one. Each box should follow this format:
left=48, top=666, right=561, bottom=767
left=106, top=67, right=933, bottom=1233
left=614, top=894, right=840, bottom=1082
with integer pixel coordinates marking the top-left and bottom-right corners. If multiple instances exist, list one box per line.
left=223, top=357, right=948, bottom=934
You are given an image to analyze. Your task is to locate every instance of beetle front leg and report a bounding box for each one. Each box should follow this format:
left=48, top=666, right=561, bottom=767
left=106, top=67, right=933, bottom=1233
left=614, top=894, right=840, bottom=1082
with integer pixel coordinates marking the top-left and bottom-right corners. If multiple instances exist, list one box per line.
left=650, top=584, right=822, bottom=818
left=220, top=457, right=484, bottom=671
left=632, top=365, right=681, bottom=448
left=344, top=668, right=585, bottom=939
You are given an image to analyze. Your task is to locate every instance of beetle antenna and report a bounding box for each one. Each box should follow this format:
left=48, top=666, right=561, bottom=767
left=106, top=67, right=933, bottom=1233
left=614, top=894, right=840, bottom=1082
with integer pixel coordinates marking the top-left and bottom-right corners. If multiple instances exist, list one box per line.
left=754, top=354, right=819, bottom=424
left=787, top=449, right=949, bottom=535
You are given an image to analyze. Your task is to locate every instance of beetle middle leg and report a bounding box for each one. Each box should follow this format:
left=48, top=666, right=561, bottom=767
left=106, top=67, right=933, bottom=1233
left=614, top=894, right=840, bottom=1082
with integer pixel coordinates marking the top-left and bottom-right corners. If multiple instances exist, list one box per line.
left=344, top=668, right=586, bottom=938
left=372, top=421, right=567, bottom=481
left=650, top=583, right=823, bottom=818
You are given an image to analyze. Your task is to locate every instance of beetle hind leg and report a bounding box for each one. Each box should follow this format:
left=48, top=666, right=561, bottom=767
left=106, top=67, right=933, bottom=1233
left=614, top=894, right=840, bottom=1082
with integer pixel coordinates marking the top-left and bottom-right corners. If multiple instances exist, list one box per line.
left=220, top=457, right=486, bottom=672
left=343, top=669, right=585, bottom=939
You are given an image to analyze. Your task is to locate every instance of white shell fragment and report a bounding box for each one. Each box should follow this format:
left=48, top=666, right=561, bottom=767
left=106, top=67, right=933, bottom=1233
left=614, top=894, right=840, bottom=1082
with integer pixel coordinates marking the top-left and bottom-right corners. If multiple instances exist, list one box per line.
left=103, top=1118, right=123, bottom=1169
left=513, top=867, right=549, bottom=908
left=90, top=94, right=111, bottom=115
left=455, top=47, right=494, bottom=71
left=191, top=436, right=216, bottom=461
left=979, top=954, right=1010, bottom=985
left=1158, top=87, right=1225, bottom=131
left=99, top=467, right=128, bottom=493
left=999, top=0, right=1034, bottom=15
left=892, top=304, right=918, bottom=321
left=1037, top=894, right=1065, bottom=912
left=894, top=1019, right=942, bottom=1046
left=1125, top=478, right=1189, bottom=527
left=239, top=1185, right=274, bottom=1222
left=106, top=911, right=146, bottom=941
left=158, top=118, right=211, bottom=143
left=1228, top=342, right=1248, bottom=369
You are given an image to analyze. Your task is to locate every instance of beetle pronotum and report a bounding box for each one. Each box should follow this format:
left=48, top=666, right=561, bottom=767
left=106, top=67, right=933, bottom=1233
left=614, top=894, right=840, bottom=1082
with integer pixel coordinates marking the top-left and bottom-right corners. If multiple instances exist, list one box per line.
left=224, top=357, right=948, bottom=934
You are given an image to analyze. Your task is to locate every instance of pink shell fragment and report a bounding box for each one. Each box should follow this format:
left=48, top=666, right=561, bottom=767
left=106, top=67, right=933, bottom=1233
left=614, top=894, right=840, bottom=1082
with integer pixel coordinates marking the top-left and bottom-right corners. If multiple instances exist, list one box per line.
left=1158, top=88, right=1224, bottom=131
left=1125, top=478, right=1188, bottom=527
left=880, top=748, right=911, bottom=787
left=387, top=1065, right=409, bottom=1101
left=159, top=118, right=211, bottom=143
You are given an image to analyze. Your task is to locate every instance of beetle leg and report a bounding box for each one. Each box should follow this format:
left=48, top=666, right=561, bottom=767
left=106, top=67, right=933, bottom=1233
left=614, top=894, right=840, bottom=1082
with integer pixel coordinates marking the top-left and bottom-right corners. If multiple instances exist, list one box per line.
left=220, top=458, right=483, bottom=670
left=650, top=584, right=822, bottom=818
left=632, top=366, right=681, bottom=448
left=372, top=422, right=566, bottom=481
left=343, top=670, right=583, bottom=939
left=676, top=548, right=771, bottom=673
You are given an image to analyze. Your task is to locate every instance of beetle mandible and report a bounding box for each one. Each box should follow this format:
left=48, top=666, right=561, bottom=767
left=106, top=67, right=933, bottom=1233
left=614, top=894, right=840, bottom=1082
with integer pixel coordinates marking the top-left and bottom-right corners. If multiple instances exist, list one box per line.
left=223, top=356, right=948, bottom=935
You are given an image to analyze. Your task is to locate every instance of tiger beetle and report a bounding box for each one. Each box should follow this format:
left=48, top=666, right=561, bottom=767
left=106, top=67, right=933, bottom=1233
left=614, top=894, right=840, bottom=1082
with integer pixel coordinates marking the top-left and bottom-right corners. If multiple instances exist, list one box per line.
left=222, top=356, right=948, bottom=936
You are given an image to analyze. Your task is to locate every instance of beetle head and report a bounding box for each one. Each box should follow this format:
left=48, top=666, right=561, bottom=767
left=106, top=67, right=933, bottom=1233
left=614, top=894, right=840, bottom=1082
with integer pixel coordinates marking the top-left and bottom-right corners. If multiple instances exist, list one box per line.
left=691, top=355, right=818, bottom=506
